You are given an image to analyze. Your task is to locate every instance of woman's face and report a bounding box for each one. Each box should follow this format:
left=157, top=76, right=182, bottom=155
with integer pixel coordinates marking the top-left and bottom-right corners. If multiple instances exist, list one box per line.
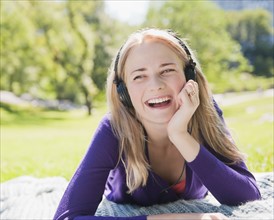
left=124, top=40, right=186, bottom=126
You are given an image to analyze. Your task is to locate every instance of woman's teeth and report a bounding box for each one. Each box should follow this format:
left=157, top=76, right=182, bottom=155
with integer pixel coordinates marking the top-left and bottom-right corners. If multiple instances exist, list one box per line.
left=147, top=97, right=171, bottom=107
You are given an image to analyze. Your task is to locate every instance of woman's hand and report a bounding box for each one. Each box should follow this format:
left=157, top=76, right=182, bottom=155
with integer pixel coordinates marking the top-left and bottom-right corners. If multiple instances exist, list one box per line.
left=167, top=80, right=200, bottom=162
left=167, top=80, right=200, bottom=138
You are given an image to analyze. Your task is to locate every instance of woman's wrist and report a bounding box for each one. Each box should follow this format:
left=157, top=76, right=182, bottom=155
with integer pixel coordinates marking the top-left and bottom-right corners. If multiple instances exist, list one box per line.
left=169, top=131, right=200, bottom=162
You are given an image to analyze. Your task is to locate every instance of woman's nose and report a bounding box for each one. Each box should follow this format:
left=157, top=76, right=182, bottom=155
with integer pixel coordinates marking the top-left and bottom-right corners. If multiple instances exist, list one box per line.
left=148, top=75, right=165, bottom=91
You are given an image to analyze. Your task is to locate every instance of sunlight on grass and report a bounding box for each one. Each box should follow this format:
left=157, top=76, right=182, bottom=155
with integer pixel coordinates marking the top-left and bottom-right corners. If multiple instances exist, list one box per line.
left=221, top=96, right=273, bottom=172
left=1, top=94, right=273, bottom=182
left=1, top=103, right=108, bottom=182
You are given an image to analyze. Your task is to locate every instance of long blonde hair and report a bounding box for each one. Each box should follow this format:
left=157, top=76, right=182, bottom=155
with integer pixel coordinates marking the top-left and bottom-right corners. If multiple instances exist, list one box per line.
left=107, top=28, right=245, bottom=193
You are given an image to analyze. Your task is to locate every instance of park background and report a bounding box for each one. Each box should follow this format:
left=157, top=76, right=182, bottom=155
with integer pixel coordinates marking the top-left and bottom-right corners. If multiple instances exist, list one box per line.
left=1, top=0, right=273, bottom=183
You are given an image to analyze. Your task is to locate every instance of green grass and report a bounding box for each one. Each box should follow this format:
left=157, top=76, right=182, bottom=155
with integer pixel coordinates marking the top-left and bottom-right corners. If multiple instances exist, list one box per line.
left=1, top=102, right=108, bottom=182
left=221, top=96, right=273, bottom=172
left=1, top=95, right=273, bottom=183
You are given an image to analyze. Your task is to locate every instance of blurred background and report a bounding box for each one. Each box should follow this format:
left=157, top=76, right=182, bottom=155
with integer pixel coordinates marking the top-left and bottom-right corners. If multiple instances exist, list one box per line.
left=1, top=0, right=273, bottom=183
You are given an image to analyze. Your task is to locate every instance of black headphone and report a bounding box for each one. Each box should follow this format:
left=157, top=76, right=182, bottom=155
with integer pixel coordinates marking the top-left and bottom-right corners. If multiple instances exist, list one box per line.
left=113, top=33, right=196, bottom=108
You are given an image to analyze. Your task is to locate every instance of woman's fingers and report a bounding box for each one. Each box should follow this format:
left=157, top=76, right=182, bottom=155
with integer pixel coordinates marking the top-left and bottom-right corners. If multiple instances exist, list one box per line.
left=184, top=80, right=199, bottom=105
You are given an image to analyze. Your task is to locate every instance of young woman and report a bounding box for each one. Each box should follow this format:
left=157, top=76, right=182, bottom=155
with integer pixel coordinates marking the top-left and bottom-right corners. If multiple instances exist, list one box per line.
left=54, top=28, right=261, bottom=220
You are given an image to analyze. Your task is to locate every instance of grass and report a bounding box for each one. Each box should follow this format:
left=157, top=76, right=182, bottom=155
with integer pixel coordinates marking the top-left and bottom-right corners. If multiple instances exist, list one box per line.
left=221, top=96, right=273, bottom=172
left=1, top=103, right=108, bottom=182
left=1, top=94, right=273, bottom=183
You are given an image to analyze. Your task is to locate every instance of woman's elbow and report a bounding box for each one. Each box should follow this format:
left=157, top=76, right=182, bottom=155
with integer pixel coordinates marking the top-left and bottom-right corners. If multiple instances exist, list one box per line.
left=219, top=190, right=261, bottom=206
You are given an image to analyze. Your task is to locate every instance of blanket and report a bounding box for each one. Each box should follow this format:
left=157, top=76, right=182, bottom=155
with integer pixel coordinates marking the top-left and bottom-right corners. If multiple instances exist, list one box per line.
left=0, top=173, right=273, bottom=220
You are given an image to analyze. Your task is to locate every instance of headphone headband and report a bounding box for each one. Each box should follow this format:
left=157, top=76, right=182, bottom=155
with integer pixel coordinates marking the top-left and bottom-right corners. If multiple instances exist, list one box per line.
left=113, top=46, right=122, bottom=86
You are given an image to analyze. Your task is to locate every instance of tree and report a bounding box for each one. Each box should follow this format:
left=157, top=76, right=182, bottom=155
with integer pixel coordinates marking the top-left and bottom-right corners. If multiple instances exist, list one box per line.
left=1, top=0, right=137, bottom=113
left=0, top=1, right=40, bottom=95
left=226, top=9, right=274, bottom=77
left=29, top=0, right=99, bottom=114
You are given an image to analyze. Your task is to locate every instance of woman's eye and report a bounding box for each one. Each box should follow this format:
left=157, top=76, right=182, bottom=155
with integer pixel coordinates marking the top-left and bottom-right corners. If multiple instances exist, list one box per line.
left=133, top=75, right=143, bottom=81
left=162, top=69, right=175, bottom=74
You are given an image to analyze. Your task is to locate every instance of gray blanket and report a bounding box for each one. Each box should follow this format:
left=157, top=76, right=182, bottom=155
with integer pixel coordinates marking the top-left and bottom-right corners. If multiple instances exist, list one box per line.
left=1, top=173, right=273, bottom=220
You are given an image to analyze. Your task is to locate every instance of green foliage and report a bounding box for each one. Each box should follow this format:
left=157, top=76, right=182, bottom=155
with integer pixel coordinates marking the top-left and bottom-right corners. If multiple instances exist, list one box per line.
left=0, top=1, right=119, bottom=113
left=211, top=72, right=273, bottom=93
left=1, top=0, right=273, bottom=108
left=226, top=9, right=274, bottom=77
left=1, top=1, right=38, bottom=94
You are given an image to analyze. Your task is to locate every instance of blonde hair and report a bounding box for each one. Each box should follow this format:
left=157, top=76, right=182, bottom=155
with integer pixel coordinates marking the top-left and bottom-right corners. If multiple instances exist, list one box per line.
left=107, top=28, right=245, bottom=193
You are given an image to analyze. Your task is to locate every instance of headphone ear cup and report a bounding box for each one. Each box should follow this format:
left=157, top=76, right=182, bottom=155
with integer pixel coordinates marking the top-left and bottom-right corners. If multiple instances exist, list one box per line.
left=185, top=65, right=196, bottom=82
left=117, top=81, right=133, bottom=108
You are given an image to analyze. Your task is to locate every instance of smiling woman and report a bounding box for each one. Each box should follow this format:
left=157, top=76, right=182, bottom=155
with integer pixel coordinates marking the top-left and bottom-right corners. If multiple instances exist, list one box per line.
left=53, top=28, right=261, bottom=220
left=124, top=40, right=186, bottom=125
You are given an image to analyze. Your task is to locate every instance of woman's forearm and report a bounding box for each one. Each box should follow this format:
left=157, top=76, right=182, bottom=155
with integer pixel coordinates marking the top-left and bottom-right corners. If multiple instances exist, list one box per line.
left=169, top=131, right=200, bottom=162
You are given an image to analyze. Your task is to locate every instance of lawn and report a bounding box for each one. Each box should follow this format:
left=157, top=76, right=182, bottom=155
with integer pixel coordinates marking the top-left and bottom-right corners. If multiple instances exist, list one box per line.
left=221, top=95, right=273, bottom=172
left=1, top=94, right=273, bottom=183
left=1, top=103, right=107, bottom=182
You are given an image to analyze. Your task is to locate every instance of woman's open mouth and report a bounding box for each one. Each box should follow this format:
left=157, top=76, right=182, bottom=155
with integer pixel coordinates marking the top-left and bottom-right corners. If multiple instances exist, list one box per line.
left=145, top=96, right=172, bottom=108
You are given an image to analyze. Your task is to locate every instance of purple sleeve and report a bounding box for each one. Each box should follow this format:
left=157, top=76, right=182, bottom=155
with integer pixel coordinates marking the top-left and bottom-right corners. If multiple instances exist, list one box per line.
left=188, top=101, right=261, bottom=205
left=53, top=114, right=147, bottom=220
left=188, top=146, right=261, bottom=205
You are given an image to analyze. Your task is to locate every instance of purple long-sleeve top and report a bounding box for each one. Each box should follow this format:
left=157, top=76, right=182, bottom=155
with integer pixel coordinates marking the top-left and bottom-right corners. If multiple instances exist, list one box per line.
left=54, top=103, right=261, bottom=220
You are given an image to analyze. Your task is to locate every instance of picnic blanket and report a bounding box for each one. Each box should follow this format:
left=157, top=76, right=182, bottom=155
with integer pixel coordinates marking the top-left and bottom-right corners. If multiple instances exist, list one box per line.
left=0, top=172, right=273, bottom=220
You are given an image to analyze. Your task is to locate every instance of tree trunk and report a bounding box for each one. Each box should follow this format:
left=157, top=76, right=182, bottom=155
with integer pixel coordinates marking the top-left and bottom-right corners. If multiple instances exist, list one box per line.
left=83, top=87, right=92, bottom=115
